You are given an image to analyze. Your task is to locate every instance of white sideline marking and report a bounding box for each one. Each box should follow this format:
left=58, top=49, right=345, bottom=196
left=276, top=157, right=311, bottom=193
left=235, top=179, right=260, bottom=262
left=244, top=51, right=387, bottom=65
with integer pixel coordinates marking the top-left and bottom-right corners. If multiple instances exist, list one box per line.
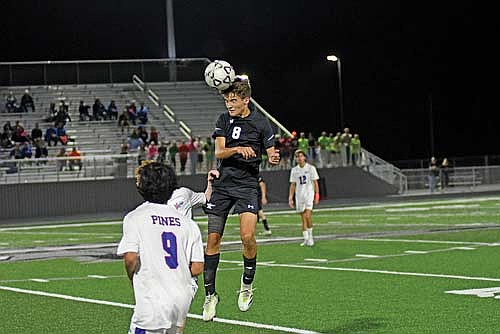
left=0, top=256, right=10, bottom=261
left=341, top=238, right=499, bottom=246
left=304, top=258, right=328, bottom=262
left=219, top=260, right=500, bottom=282
left=0, top=242, right=9, bottom=245
left=0, top=221, right=123, bottom=231
left=30, top=279, right=49, bottom=283
left=355, top=254, right=379, bottom=258
left=33, top=240, right=46, bottom=243
left=0, top=285, right=322, bottom=334
left=87, top=275, right=107, bottom=279
left=452, top=247, right=476, bottom=250
left=404, top=250, right=428, bottom=254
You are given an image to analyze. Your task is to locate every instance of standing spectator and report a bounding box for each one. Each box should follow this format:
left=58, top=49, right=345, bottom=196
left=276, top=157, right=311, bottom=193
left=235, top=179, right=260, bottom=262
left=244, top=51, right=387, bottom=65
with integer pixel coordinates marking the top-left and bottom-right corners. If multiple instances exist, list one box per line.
left=440, top=158, right=451, bottom=190
left=428, top=156, right=439, bottom=193
left=202, top=137, right=215, bottom=172
left=317, top=131, right=331, bottom=168
left=55, top=101, right=71, bottom=125
left=68, top=147, right=82, bottom=171
left=350, top=133, right=362, bottom=166
left=149, top=126, right=159, bottom=145
left=196, top=136, right=205, bottom=172
left=137, top=102, right=149, bottom=124
left=79, top=101, right=91, bottom=121
left=340, top=127, right=352, bottom=166
left=107, top=100, right=118, bottom=120
left=188, top=137, right=198, bottom=175
left=117, top=161, right=204, bottom=334
left=169, top=140, right=179, bottom=170
left=137, top=143, right=147, bottom=166
left=56, top=147, right=67, bottom=171
left=297, top=132, right=309, bottom=159
left=178, top=140, right=189, bottom=174
left=147, top=142, right=159, bottom=160
left=157, top=142, right=168, bottom=164
left=288, top=149, right=320, bottom=246
left=30, top=123, right=43, bottom=142
left=307, top=132, right=317, bottom=164
left=330, top=132, right=342, bottom=167
left=21, top=89, right=35, bottom=112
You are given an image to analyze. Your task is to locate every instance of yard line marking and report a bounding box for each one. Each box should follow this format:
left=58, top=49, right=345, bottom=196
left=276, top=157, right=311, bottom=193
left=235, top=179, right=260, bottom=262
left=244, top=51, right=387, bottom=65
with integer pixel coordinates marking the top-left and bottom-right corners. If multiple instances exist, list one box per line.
left=30, top=279, right=49, bottom=283
left=404, top=250, right=428, bottom=254
left=0, top=285, right=322, bottom=334
left=341, top=238, right=498, bottom=246
left=445, top=287, right=500, bottom=298
left=33, top=240, right=46, bottom=243
left=452, top=247, right=476, bottom=250
left=87, top=275, right=107, bottom=279
left=252, top=262, right=500, bottom=282
left=304, top=258, right=328, bottom=262
left=355, top=254, right=380, bottom=258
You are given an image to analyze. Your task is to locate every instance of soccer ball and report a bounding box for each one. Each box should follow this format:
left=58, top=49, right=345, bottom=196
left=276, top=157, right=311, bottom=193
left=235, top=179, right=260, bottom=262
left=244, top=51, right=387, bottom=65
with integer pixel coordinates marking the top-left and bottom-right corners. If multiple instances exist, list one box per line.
left=204, top=60, right=236, bottom=91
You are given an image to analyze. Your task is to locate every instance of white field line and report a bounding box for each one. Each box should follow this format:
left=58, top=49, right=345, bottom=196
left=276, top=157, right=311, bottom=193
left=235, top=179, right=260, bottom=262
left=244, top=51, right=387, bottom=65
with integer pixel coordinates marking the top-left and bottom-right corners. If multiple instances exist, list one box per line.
left=220, top=260, right=500, bottom=282
left=404, top=250, right=428, bottom=254
left=355, top=254, right=380, bottom=258
left=0, top=285, right=322, bottom=334
left=340, top=238, right=500, bottom=246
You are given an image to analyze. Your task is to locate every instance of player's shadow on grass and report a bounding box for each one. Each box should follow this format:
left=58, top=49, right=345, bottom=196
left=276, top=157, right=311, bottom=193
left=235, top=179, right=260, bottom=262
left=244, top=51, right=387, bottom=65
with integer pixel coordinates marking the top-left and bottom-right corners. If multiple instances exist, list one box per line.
left=326, top=317, right=386, bottom=333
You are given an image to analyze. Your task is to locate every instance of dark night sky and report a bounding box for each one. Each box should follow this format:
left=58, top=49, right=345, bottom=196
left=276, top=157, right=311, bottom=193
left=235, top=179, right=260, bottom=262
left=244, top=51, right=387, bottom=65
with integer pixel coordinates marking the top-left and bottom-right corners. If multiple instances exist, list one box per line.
left=1, top=1, right=498, bottom=163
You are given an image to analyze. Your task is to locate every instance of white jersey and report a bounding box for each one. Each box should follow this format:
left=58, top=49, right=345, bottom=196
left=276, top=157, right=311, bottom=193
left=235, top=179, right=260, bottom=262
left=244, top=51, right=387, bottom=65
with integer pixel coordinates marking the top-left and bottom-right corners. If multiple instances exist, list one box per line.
left=168, top=187, right=206, bottom=218
left=289, top=162, right=319, bottom=201
left=117, top=201, right=204, bottom=330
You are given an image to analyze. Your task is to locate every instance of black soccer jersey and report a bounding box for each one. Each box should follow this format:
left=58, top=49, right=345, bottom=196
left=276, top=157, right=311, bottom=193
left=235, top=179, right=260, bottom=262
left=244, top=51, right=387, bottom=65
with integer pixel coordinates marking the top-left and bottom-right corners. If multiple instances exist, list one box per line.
left=212, top=110, right=275, bottom=175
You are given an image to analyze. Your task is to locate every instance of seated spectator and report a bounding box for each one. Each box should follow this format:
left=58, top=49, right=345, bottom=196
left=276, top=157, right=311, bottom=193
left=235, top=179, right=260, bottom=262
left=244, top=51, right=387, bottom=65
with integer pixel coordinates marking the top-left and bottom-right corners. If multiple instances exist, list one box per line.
left=118, top=109, right=130, bottom=133
left=149, top=126, right=159, bottom=145
left=33, top=138, right=48, bottom=164
left=5, top=91, right=18, bottom=113
left=79, top=101, right=91, bottom=121
left=9, top=143, right=25, bottom=159
left=31, top=123, right=43, bottom=142
left=92, top=98, right=106, bottom=121
left=0, top=129, right=13, bottom=148
left=55, top=102, right=71, bottom=125
left=20, top=141, right=32, bottom=159
left=44, top=102, right=58, bottom=122
left=21, top=89, right=35, bottom=112
left=126, top=100, right=137, bottom=125
left=11, top=124, right=29, bottom=143
left=107, top=100, right=119, bottom=120
left=55, top=147, right=68, bottom=171
left=3, top=121, right=14, bottom=133
left=44, top=126, right=58, bottom=146
left=68, top=147, right=82, bottom=171
left=55, top=122, right=70, bottom=146
left=137, top=102, right=149, bottom=124
left=137, top=125, right=148, bottom=144
left=127, top=129, right=143, bottom=151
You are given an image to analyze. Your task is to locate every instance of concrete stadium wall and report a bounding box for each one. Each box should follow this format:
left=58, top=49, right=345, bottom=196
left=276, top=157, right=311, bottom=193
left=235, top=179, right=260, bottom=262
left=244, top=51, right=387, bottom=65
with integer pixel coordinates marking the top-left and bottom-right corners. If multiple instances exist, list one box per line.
left=0, top=167, right=397, bottom=222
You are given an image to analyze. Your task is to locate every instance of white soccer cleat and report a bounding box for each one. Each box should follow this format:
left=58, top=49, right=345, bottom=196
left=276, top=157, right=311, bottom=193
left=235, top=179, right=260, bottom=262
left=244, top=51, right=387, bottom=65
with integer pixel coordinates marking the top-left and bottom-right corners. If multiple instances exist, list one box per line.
left=307, top=238, right=315, bottom=246
left=262, top=230, right=272, bottom=236
left=238, top=277, right=254, bottom=312
left=202, top=293, right=219, bottom=321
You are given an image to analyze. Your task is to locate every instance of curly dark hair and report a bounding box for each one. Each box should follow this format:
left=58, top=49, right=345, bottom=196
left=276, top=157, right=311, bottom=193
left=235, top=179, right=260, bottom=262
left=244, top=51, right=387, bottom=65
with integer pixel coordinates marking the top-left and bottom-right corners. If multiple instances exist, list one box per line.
left=221, top=77, right=251, bottom=99
left=135, top=161, right=178, bottom=204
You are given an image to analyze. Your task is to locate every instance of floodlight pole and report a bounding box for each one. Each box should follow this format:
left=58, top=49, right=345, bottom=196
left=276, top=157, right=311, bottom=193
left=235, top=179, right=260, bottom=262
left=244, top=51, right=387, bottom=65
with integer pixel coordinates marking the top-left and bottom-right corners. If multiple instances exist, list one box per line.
left=327, top=55, right=344, bottom=129
left=166, top=0, right=177, bottom=81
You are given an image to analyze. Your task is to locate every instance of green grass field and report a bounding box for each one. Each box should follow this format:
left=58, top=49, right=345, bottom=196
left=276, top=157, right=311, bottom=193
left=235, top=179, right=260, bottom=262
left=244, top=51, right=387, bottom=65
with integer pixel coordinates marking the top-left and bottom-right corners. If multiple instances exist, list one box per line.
left=1, top=195, right=500, bottom=333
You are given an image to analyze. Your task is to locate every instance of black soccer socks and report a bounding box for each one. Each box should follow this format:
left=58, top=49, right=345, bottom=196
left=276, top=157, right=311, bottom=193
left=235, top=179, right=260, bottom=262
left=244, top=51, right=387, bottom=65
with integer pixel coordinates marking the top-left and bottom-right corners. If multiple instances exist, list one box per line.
left=242, top=255, right=257, bottom=285
left=203, top=253, right=220, bottom=296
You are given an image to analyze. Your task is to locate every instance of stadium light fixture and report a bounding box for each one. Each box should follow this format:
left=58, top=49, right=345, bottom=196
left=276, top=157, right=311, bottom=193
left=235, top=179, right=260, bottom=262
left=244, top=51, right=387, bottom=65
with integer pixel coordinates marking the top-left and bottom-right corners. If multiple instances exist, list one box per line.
left=327, top=54, right=344, bottom=129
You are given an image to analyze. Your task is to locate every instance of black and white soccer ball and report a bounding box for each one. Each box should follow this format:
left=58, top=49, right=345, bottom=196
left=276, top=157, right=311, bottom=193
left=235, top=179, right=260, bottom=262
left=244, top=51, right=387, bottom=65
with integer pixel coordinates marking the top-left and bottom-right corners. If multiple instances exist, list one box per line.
left=204, top=60, right=236, bottom=91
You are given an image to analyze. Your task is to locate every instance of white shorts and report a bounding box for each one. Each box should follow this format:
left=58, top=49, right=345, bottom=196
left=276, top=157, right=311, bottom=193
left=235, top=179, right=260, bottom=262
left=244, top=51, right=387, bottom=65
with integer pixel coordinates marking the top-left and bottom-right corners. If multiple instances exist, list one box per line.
left=128, top=325, right=179, bottom=334
left=295, top=194, right=314, bottom=213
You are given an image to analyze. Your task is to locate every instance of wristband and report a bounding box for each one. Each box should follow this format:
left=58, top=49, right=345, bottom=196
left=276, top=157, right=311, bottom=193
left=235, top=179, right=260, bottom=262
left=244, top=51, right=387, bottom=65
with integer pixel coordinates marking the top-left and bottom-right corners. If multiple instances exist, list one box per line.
left=314, top=193, right=320, bottom=201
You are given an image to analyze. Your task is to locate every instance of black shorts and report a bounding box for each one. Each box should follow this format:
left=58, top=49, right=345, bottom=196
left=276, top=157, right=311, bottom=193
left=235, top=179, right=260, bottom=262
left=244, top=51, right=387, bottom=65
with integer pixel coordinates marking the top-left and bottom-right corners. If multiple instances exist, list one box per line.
left=257, top=191, right=262, bottom=211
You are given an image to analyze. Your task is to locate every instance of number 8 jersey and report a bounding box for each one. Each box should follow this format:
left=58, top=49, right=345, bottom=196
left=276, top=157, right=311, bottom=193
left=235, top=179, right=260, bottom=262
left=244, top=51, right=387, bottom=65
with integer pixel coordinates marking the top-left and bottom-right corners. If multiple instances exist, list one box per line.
left=117, top=201, right=204, bottom=330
